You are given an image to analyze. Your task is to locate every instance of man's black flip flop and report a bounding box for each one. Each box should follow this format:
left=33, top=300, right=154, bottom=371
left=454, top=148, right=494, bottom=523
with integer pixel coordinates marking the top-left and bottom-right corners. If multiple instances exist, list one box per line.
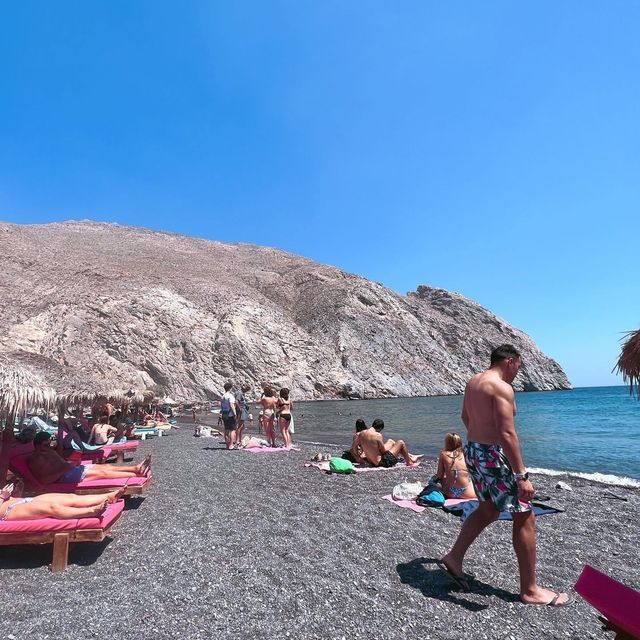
left=436, top=560, right=471, bottom=591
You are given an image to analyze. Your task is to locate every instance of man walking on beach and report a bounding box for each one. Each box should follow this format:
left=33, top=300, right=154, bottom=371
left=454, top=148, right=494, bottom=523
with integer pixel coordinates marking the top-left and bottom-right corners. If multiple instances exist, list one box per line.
left=439, top=344, right=571, bottom=606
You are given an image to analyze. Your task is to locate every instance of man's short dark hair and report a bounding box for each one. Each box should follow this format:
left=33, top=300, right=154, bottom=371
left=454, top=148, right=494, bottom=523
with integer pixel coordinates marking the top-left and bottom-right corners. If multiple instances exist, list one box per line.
left=33, top=431, right=52, bottom=445
left=224, top=382, right=233, bottom=392
left=355, top=418, right=367, bottom=432
left=490, top=344, right=521, bottom=365
left=372, top=419, right=384, bottom=431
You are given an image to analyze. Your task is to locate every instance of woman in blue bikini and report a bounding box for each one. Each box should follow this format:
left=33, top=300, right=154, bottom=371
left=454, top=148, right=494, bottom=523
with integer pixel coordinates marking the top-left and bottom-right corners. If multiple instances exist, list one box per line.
left=436, top=433, right=476, bottom=500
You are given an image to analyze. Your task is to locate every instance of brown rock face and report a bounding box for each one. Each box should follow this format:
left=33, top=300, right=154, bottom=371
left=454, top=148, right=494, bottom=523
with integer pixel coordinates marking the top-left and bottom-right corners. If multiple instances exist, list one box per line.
left=0, top=221, right=570, bottom=400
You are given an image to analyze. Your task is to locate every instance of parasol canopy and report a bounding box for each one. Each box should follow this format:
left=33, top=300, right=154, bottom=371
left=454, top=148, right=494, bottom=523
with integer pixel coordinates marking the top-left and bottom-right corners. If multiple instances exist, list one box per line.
left=615, top=329, right=640, bottom=399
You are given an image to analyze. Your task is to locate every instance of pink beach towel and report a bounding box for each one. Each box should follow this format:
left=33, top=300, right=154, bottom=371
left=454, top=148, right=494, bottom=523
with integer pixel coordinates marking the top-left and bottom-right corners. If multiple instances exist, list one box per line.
left=382, top=495, right=426, bottom=513
left=244, top=445, right=300, bottom=454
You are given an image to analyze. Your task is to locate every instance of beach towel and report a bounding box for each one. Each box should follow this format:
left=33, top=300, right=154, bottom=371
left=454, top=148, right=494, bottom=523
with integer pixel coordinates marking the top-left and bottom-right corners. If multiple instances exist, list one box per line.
left=444, top=498, right=564, bottom=522
left=305, top=460, right=422, bottom=473
left=243, top=445, right=300, bottom=454
left=382, top=495, right=426, bottom=513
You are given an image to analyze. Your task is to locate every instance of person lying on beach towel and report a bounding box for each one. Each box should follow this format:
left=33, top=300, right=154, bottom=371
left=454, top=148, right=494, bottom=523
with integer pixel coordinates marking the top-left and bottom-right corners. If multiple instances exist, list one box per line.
left=0, top=482, right=124, bottom=521
left=27, top=433, right=151, bottom=485
left=359, top=419, right=423, bottom=468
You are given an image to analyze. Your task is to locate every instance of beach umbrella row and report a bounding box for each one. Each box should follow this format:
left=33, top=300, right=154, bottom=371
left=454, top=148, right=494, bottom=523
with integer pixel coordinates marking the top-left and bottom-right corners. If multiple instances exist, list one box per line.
left=615, top=329, right=640, bottom=399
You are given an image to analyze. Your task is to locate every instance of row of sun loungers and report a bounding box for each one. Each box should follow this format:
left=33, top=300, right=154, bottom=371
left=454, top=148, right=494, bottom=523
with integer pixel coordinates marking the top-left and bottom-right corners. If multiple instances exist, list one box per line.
left=1, top=436, right=152, bottom=572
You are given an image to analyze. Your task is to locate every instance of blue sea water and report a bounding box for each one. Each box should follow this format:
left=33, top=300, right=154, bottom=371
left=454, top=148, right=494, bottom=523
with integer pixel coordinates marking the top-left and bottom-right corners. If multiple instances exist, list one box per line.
left=294, top=386, right=640, bottom=486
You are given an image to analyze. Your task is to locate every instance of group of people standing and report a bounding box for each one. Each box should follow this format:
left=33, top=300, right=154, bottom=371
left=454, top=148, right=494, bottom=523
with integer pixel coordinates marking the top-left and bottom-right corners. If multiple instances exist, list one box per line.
left=219, top=383, right=294, bottom=450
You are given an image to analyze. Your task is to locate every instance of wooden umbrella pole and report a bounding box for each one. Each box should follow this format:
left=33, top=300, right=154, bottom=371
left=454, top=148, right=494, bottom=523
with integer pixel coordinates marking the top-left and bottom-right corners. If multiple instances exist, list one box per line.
left=0, top=411, right=16, bottom=485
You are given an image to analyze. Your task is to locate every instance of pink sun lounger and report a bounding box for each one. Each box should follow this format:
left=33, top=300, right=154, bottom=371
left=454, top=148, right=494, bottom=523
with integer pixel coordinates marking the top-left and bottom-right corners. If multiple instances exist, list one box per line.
left=0, top=500, right=125, bottom=572
left=9, top=453, right=152, bottom=497
left=575, top=565, right=640, bottom=639
left=107, top=439, right=140, bottom=463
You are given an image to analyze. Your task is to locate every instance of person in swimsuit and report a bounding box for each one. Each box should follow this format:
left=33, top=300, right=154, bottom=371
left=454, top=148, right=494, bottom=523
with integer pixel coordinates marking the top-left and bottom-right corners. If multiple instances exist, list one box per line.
left=276, top=388, right=294, bottom=448
left=235, top=384, right=251, bottom=444
left=89, top=415, right=118, bottom=445
left=1, top=482, right=125, bottom=521
left=358, top=422, right=422, bottom=468
left=342, top=418, right=368, bottom=463
left=27, top=432, right=152, bottom=485
left=258, top=387, right=278, bottom=447
left=436, top=433, right=476, bottom=500
left=440, top=344, right=571, bottom=606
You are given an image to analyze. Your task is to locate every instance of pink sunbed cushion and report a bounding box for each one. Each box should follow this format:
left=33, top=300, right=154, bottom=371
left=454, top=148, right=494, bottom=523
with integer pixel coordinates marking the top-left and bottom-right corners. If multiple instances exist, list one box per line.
left=575, top=565, right=640, bottom=638
left=0, top=500, right=125, bottom=534
left=9, top=453, right=150, bottom=491
left=108, top=441, right=139, bottom=451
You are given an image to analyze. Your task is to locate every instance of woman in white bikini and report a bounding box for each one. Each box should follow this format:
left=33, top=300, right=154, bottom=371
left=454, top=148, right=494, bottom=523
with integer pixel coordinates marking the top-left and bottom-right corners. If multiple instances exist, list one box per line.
left=258, top=387, right=278, bottom=447
left=0, top=482, right=124, bottom=522
left=436, top=433, right=476, bottom=500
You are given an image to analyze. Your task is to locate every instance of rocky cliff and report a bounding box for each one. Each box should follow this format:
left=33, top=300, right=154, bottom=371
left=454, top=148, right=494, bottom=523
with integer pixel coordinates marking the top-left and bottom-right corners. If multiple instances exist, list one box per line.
left=0, top=221, right=570, bottom=400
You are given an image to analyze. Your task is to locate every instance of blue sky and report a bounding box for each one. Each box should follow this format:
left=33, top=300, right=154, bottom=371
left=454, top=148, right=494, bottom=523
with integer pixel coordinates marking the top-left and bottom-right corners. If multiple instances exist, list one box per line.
left=1, top=2, right=638, bottom=387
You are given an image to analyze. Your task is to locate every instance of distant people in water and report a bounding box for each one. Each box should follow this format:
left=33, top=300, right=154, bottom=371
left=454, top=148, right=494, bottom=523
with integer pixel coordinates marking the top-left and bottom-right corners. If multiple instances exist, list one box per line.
left=358, top=419, right=424, bottom=468
left=276, top=388, right=293, bottom=448
left=436, top=433, right=476, bottom=500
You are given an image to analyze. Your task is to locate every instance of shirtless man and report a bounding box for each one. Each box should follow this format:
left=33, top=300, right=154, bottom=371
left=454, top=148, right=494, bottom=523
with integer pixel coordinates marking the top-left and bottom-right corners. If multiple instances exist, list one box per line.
left=440, top=344, right=571, bottom=606
left=28, top=432, right=151, bottom=485
left=358, top=420, right=422, bottom=468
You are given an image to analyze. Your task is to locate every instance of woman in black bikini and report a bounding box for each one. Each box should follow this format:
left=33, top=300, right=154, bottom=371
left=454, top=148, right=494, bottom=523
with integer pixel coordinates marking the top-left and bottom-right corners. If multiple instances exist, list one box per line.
left=276, top=388, right=293, bottom=448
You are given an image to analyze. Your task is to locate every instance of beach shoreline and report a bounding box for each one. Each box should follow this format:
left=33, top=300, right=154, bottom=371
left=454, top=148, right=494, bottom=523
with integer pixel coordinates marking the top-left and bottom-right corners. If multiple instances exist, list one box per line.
left=1, top=424, right=638, bottom=639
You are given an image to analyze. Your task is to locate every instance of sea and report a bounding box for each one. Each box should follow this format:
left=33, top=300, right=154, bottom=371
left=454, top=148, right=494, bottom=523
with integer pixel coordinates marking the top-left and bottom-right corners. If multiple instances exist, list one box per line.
left=293, top=386, right=640, bottom=487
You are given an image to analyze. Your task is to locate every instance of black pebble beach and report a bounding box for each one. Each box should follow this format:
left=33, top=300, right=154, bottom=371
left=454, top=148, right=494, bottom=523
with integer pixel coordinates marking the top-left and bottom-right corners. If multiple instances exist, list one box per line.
left=1, top=423, right=638, bottom=640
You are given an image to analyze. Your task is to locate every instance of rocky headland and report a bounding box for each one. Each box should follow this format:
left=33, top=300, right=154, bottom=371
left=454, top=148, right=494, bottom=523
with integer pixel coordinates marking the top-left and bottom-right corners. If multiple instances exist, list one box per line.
left=0, top=221, right=570, bottom=400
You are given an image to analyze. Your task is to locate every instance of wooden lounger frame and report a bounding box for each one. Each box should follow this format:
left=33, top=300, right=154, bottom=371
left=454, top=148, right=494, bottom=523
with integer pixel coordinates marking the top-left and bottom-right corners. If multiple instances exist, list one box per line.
left=0, top=513, right=123, bottom=572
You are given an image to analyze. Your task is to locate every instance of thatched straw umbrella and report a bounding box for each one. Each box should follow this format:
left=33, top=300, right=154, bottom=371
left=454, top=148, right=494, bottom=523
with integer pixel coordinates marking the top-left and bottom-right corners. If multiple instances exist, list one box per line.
left=615, top=329, right=640, bottom=399
left=0, top=355, right=58, bottom=484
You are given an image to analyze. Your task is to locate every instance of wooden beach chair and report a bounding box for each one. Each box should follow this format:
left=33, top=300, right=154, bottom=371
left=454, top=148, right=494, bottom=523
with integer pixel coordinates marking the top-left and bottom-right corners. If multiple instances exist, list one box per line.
left=106, top=439, right=140, bottom=463
left=8, top=453, right=152, bottom=497
left=575, top=565, right=640, bottom=640
left=0, top=500, right=125, bottom=572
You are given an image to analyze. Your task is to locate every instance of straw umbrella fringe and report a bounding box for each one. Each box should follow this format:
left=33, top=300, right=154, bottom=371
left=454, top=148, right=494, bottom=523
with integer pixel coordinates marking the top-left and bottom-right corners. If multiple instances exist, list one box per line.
left=615, top=329, right=640, bottom=399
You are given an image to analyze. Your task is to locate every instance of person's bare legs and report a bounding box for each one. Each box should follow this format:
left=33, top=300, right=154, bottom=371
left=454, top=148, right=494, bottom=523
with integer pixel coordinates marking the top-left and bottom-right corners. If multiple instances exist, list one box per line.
left=34, top=490, right=123, bottom=508
left=3, top=493, right=120, bottom=520
left=265, top=417, right=276, bottom=447
left=388, top=440, right=420, bottom=467
left=237, top=421, right=245, bottom=443
left=279, top=419, right=291, bottom=448
left=513, top=511, right=570, bottom=605
left=441, top=499, right=499, bottom=577
left=84, top=457, right=150, bottom=479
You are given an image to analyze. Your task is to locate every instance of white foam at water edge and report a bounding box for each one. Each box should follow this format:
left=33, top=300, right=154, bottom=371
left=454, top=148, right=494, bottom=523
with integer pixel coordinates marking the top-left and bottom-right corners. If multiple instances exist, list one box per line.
left=528, top=467, right=640, bottom=489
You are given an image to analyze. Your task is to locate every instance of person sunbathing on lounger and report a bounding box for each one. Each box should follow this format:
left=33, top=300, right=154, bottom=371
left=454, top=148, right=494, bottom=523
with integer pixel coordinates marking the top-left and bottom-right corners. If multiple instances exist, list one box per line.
left=1, top=482, right=124, bottom=521
left=27, top=432, right=151, bottom=485
left=359, top=420, right=423, bottom=468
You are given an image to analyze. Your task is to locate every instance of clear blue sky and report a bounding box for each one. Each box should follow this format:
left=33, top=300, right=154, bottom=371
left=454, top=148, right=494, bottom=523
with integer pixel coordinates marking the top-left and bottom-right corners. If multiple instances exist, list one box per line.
left=1, top=2, right=638, bottom=387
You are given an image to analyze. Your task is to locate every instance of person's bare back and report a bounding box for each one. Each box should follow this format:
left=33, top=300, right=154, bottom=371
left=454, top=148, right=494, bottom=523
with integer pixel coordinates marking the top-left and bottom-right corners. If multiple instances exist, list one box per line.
left=358, top=428, right=385, bottom=465
left=462, top=369, right=517, bottom=445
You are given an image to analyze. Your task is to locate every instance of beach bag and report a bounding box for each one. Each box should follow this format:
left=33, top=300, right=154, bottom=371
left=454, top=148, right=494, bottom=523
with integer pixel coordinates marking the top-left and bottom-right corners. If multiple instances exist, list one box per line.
left=416, top=480, right=445, bottom=507
left=329, top=457, right=355, bottom=474
left=392, top=481, right=425, bottom=501
left=220, top=395, right=232, bottom=416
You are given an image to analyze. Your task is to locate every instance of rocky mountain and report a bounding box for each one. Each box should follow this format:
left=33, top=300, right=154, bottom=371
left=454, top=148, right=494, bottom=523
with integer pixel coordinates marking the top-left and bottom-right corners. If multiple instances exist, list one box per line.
left=0, top=221, right=570, bottom=400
